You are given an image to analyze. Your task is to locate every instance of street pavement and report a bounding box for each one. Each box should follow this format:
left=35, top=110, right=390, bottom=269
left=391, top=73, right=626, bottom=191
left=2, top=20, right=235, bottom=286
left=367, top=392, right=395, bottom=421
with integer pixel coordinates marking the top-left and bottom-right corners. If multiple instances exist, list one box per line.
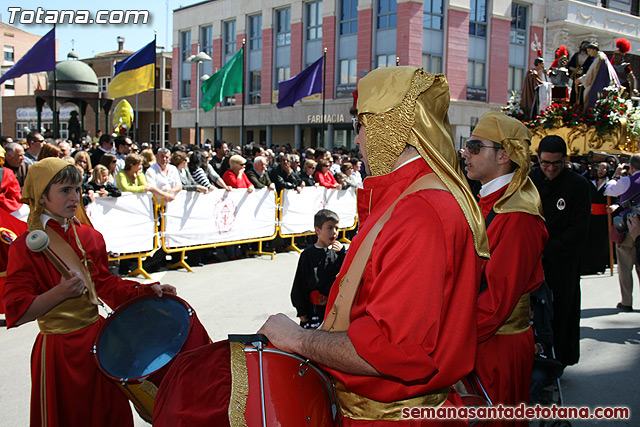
left=0, top=253, right=638, bottom=426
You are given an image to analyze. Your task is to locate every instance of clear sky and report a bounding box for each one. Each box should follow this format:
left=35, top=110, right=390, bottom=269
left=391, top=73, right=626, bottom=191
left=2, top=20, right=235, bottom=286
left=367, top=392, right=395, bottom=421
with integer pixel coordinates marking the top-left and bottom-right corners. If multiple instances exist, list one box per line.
left=2, top=1, right=190, bottom=59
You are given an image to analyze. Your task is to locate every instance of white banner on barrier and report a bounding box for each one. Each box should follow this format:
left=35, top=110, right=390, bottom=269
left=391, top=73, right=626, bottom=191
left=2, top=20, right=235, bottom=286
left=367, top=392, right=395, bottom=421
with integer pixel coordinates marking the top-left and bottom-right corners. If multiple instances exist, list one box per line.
left=163, top=188, right=277, bottom=248
left=280, top=187, right=357, bottom=235
left=86, top=193, right=156, bottom=254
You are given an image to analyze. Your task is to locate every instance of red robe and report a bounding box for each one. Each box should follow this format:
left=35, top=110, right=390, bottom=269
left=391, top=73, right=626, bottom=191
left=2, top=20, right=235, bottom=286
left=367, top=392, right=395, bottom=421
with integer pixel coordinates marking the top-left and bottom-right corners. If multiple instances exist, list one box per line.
left=323, top=158, right=483, bottom=426
left=222, top=170, right=253, bottom=188
left=475, top=185, right=548, bottom=425
left=0, top=166, right=23, bottom=212
left=3, top=220, right=152, bottom=427
left=0, top=206, right=27, bottom=314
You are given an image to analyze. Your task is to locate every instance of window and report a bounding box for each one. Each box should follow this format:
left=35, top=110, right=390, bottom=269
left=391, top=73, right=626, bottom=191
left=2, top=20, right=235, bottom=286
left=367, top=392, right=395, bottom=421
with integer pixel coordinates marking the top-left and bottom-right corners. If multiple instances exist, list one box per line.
left=377, top=0, right=397, bottom=29
left=422, top=54, right=442, bottom=74
left=339, top=59, right=357, bottom=84
left=276, top=8, right=291, bottom=46
left=165, top=68, right=172, bottom=89
left=306, top=2, right=323, bottom=40
left=511, top=4, right=527, bottom=45
left=224, top=20, right=237, bottom=55
left=376, top=54, right=396, bottom=68
left=341, top=0, right=358, bottom=35
left=180, top=30, right=191, bottom=99
left=276, top=66, right=291, bottom=83
left=248, top=71, right=261, bottom=104
left=467, top=60, right=485, bottom=87
left=200, top=25, right=213, bottom=76
left=469, top=0, right=487, bottom=37
left=201, top=25, right=213, bottom=56
left=98, top=77, right=110, bottom=92
left=181, top=80, right=191, bottom=100
left=249, top=14, right=262, bottom=51
left=423, top=0, right=443, bottom=30
left=4, top=46, right=14, bottom=63
left=4, top=78, right=15, bottom=96
left=508, top=66, right=524, bottom=92
left=150, top=123, right=170, bottom=143
left=180, top=30, right=191, bottom=62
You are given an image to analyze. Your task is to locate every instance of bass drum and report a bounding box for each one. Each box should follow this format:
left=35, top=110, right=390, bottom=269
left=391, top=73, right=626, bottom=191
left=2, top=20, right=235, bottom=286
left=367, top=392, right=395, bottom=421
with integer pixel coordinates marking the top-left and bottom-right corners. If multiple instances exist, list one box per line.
left=229, top=334, right=339, bottom=427
left=93, top=294, right=210, bottom=423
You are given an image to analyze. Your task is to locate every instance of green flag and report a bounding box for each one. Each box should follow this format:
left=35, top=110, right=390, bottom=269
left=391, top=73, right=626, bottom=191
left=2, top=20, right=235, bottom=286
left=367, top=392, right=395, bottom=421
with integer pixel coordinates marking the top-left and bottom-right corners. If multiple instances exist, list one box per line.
left=201, top=47, right=244, bottom=112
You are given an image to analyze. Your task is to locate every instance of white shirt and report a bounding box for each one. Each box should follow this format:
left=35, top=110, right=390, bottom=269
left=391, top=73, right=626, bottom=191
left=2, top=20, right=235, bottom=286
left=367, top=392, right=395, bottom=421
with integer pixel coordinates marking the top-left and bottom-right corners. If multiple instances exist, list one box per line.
left=604, top=170, right=640, bottom=197
left=479, top=172, right=515, bottom=198
left=145, top=162, right=181, bottom=191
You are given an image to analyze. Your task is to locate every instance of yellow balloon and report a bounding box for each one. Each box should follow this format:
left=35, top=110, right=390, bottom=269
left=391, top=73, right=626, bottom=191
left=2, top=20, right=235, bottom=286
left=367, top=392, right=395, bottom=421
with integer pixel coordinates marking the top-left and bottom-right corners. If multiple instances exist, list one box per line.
left=113, top=100, right=134, bottom=135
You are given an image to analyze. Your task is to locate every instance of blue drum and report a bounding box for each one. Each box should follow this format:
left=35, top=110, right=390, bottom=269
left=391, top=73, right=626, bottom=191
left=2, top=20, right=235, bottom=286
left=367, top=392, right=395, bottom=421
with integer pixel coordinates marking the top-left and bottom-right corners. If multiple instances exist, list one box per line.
left=93, top=294, right=210, bottom=422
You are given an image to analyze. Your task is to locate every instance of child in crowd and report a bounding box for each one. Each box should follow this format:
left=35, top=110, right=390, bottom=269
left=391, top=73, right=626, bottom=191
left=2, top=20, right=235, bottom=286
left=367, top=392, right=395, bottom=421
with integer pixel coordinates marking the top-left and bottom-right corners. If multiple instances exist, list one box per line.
left=290, top=209, right=346, bottom=329
left=2, top=158, right=175, bottom=427
left=83, top=164, right=121, bottom=205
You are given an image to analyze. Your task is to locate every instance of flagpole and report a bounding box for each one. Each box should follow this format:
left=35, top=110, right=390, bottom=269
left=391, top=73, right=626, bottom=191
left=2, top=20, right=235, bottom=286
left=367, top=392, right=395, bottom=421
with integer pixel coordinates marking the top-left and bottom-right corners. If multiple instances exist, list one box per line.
left=154, top=31, right=158, bottom=148
left=321, top=48, right=327, bottom=147
left=241, top=39, right=246, bottom=148
left=53, top=24, right=58, bottom=138
left=135, top=93, right=139, bottom=142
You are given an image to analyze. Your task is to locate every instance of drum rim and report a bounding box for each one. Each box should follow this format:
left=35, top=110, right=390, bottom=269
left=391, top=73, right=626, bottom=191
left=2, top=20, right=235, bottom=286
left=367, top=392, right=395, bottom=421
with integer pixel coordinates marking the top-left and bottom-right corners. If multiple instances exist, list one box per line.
left=93, top=293, right=195, bottom=382
left=244, top=346, right=335, bottom=393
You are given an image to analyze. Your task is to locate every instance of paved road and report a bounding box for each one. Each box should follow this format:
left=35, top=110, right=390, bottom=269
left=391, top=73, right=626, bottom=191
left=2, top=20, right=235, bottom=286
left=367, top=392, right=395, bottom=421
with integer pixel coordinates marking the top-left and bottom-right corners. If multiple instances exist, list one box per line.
left=0, top=253, right=637, bottom=425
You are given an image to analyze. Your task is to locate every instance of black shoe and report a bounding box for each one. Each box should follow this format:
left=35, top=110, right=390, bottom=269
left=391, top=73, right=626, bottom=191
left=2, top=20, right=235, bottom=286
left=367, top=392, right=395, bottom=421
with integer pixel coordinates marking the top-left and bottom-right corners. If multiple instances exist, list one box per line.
left=0, top=318, right=6, bottom=327
left=617, top=303, right=633, bottom=312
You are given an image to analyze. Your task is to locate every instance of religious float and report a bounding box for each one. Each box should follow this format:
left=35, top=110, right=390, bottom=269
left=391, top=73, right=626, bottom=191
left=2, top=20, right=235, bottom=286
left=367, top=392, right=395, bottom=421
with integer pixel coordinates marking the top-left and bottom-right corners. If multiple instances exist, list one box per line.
left=503, top=86, right=640, bottom=160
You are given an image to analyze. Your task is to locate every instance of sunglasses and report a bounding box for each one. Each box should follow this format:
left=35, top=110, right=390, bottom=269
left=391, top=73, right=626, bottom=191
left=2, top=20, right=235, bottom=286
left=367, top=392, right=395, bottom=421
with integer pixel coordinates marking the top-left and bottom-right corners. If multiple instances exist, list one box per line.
left=352, top=117, right=362, bottom=135
left=465, top=139, right=502, bottom=155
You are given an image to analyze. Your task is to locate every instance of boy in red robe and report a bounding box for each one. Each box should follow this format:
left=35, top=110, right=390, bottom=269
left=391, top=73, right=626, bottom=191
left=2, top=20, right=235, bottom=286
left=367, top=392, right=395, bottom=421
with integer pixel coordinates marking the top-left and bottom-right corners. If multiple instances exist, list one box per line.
left=462, top=112, right=548, bottom=425
left=3, top=158, right=176, bottom=427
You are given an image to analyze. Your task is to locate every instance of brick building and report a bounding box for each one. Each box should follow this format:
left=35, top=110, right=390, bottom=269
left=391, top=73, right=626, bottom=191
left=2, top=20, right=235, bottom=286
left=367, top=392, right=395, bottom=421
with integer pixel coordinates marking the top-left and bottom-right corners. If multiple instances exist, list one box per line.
left=172, top=0, right=640, bottom=150
left=1, top=23, right=174, bottom=146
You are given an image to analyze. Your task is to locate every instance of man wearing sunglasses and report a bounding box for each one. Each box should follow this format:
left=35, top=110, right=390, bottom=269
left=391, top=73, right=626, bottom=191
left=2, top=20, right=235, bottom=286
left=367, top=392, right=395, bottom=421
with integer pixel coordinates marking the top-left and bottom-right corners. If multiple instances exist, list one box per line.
left=259, top=67, right=489, bottom=424
left=530, top=135, right=591, bottom=369
left=463, top=112, right=547, bottom=415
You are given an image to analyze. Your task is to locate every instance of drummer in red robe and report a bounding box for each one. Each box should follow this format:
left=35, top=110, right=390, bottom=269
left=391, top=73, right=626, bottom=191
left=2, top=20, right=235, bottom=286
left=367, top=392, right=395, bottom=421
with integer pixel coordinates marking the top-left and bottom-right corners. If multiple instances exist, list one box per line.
left=462, top=112, right=547, bottom=424
left=2, top=158, right=176, bottom=427
left=259, top=67, right=490, bottom=425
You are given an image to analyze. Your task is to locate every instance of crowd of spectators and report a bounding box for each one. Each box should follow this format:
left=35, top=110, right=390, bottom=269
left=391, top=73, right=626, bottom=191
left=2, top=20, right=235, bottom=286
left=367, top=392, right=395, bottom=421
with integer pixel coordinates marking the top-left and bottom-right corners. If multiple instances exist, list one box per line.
left=0, top=131, right=365, bottom=268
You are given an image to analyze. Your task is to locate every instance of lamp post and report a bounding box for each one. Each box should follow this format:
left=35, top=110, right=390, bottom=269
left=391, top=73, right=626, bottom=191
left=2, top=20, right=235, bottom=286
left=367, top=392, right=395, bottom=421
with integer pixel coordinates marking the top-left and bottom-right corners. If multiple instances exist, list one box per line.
left=186, top=51, right=212, bottom=147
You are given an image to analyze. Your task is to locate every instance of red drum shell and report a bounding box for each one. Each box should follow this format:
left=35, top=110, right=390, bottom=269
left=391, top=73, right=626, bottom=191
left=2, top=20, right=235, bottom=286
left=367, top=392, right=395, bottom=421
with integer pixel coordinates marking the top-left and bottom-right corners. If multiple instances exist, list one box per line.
left=241, top=345, right=339, bottom=427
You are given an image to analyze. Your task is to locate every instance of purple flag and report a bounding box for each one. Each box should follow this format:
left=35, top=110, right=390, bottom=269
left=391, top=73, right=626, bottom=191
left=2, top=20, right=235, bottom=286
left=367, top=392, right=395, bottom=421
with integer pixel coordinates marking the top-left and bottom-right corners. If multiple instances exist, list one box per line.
left=277, top=56, right=324, bottom=109
left=0, top=28, right=56, bottom=86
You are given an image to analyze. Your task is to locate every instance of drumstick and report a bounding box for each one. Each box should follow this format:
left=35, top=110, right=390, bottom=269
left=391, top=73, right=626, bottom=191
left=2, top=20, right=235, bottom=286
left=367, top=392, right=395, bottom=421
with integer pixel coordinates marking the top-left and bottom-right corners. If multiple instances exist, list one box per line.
left=26, top=230, right=73, bottom=279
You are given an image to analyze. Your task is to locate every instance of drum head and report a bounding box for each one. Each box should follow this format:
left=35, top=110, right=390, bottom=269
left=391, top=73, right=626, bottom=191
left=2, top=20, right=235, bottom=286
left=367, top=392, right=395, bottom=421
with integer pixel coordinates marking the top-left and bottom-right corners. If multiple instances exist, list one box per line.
left=97, top=296, right=191, bottom=380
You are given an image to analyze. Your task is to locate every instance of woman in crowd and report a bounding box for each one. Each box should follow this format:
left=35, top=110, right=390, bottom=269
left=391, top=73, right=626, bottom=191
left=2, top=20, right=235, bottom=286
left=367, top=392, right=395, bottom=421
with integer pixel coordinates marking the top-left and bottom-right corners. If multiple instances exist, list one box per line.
left=340, top=162, right=359, bottom=189
left=141, top=149, right=156, bottom=173
left=314, top=159, right=342, bottom=189
left=299, top=159, right=318, bottom=187
left=170, top=151, right=207, bottom=193
left=222, top=155, right=254, bottom=192
left=189, top=150, right=231, bottom=191
left=83, top=164, right=122, bottom=205
left=36, top=142, right=61, bottom=160
left=115, top=153, right=168, bottom=200
left=74, top=150, right=93, bottom=183
left=99, top=153, right=117, bottom=184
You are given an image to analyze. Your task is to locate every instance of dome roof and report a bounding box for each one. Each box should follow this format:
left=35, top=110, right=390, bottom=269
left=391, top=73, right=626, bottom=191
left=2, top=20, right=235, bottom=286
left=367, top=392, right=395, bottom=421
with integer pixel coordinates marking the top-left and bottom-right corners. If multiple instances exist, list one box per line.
left=47, top=60, right=98, bottom=93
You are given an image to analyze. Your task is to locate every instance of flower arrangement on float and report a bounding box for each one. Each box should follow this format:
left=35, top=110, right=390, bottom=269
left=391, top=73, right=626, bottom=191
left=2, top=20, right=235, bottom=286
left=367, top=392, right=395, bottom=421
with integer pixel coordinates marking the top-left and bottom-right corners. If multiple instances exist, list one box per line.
left=502, top=86, right=639, bottom=154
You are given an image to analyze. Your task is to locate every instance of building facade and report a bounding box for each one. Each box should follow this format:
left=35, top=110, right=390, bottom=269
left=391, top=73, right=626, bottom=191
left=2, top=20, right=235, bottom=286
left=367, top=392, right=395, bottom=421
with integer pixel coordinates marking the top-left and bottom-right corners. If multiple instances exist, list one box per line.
left=1, top=27, right=174, bottom=145
left=172, top=0, right=640, bottom=150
